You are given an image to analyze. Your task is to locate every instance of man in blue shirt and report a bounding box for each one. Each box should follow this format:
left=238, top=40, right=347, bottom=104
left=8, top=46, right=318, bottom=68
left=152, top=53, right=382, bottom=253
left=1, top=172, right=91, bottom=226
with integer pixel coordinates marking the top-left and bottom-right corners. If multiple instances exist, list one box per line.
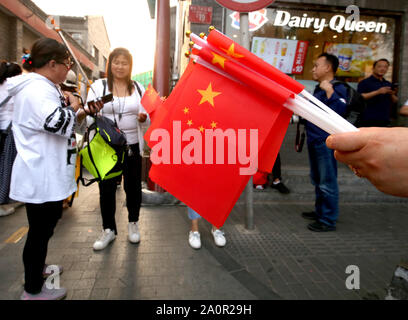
left=357, top=59, right=398, bottom=127
left=302, top=53, right=348, bottom=232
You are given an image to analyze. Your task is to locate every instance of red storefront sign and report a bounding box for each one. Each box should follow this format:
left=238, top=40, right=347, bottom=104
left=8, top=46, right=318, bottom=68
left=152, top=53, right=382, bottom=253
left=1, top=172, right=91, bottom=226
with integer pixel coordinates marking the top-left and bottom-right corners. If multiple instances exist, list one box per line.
left=292, top=41, right=309, bottom=74
left=189, top=5, right=213, bottom=24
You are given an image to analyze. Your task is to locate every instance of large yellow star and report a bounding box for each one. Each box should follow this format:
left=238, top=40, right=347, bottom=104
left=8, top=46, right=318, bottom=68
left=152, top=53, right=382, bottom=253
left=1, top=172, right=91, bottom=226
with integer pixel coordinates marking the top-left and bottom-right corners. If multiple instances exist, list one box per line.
left=221, top=44, right=244, bottom=59
left=197, top=83, right=221, bottom=107
left=211, top=52, right=227, bottom=69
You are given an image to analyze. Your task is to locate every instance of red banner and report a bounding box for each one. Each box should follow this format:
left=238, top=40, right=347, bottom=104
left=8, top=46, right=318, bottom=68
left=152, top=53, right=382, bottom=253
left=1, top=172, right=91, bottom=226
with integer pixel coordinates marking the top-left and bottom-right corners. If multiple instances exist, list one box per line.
left=292, top=41, right=309, bottom=74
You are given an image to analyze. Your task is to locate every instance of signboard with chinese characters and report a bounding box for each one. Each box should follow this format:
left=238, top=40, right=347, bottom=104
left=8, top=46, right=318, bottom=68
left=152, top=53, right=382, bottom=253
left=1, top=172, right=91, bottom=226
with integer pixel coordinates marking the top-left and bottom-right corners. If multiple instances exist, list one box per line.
left=189, top=5, right=213, bottom=24
left=251, top=37, right=309, bottom=74
left=324, top=43, right=373, bottom=77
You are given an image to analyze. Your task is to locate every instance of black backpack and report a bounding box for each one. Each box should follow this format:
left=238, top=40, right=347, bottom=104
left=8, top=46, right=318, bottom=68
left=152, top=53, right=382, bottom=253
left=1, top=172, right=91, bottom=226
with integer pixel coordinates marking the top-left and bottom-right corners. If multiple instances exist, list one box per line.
left=331, top=80, right=366, bottom=127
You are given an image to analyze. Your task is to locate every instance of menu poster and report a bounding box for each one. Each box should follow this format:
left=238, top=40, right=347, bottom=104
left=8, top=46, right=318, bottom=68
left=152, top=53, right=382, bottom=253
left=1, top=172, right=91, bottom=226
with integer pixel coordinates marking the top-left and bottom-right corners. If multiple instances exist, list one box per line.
left=324, top=43, right=373, bottom=77
left=251, top=37, right=309, bottom=74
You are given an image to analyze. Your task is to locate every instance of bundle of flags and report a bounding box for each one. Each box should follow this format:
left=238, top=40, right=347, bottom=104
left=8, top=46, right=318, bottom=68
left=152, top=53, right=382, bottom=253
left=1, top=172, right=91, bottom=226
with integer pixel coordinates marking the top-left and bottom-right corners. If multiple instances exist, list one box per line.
left=141, top=27, right=357, bottom=228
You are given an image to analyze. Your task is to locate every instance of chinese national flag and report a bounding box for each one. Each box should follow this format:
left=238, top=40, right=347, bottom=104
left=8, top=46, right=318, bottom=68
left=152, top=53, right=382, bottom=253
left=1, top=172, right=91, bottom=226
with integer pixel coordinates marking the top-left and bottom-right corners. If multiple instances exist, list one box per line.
left=141, top=84, right=164, bottom=123
left=145, top=61, right=291, bottom=228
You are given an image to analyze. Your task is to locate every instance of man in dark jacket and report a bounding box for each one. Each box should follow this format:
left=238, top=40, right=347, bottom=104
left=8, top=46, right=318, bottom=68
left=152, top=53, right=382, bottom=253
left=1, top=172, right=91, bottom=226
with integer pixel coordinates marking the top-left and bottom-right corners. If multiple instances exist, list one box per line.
left=302, top=53, right=348, bottom=232
left=357, top=59, right=398, bottom=127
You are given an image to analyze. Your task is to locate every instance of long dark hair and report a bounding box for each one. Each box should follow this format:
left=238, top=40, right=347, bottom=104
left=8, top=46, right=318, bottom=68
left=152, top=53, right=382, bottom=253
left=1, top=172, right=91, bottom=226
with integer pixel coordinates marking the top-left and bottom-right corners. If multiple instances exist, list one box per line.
left=0, top=61, right=22, bottom=84
left=23, top=38, right=69, bottom=72
left=106, top=47, right=133, bottom=94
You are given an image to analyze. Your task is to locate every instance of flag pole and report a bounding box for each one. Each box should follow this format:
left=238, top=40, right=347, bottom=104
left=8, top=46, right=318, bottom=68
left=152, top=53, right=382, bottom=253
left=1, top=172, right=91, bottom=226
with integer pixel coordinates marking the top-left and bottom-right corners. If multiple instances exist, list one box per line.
left=239, top=12, right=255, bottom=231
left=50, top=18, right=97, bottom=97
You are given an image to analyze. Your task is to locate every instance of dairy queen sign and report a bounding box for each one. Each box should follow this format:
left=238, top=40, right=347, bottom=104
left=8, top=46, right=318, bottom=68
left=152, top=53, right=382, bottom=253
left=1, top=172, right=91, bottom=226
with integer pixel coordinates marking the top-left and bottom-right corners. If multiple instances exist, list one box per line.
left=215, top=0, right=276, bottom=12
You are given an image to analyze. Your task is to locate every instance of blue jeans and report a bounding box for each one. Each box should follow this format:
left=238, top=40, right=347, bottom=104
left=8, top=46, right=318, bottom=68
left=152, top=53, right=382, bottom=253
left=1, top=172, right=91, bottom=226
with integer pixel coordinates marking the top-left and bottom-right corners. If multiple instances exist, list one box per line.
left=188, top=207, right=201, bottom=220
left=307, top=140, right=339, bottom=227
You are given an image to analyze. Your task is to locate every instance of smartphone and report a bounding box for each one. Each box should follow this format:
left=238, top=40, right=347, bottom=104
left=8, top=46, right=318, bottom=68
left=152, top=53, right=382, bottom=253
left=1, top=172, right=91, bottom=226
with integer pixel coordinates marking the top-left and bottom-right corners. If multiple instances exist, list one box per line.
left=101, top=93, right=113, bottom=104
left=391, top=83, right=399, bottom=90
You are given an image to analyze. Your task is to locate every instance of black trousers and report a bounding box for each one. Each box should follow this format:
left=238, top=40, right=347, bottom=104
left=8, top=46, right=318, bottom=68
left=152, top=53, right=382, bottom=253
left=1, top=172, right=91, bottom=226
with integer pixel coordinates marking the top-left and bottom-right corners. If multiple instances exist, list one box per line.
left=23, top=201, right=62, bottom=294
left=271, top=153, right=282, bottom=181
left=98, top=144, right=142, bottom=234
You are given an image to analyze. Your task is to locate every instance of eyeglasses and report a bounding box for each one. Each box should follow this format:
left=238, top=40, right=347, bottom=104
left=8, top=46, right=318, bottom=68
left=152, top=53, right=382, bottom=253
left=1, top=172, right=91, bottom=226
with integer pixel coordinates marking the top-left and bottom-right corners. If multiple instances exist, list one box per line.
left=58, top=59, right=75, bottom=70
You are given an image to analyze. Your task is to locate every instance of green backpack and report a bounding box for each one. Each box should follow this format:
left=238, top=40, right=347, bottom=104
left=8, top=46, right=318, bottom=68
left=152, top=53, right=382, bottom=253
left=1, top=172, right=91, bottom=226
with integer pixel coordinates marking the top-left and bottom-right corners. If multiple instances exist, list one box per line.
left=78, top=115, right=126, bottom=186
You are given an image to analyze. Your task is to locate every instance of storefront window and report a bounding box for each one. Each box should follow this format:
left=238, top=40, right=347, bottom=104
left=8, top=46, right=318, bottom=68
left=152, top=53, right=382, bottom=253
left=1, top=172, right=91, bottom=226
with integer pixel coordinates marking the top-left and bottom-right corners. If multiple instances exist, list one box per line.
left=225, top=7, right=397, bottom=90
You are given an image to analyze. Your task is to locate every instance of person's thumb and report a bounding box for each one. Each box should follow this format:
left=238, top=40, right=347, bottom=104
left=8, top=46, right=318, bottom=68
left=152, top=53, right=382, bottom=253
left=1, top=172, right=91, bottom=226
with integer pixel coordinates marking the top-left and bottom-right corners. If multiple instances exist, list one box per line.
left=326, top=131, right=368, bottom=152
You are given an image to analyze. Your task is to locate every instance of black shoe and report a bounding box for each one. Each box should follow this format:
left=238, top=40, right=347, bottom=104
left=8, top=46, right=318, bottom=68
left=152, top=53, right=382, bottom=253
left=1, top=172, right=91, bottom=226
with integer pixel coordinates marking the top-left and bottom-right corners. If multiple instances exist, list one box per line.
left=271, top=182, right=290, bottom=194
left=301, top=211, right=318, bottom=220
left=307, top=221, right=336, bottom=232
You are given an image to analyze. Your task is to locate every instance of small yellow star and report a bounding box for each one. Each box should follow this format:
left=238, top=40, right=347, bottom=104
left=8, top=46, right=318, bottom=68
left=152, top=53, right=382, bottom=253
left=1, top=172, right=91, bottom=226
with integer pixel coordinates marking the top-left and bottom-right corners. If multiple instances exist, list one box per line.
left=187, top=120, right=193, bottom=126
left=183, top=107, right=190, bottom=114
left=197, top=83, right=221, bottom=107
left=211, top=52, right=227, bottom=69
left=199, top=126, right=205, bottom=133
left=221, top=44, right=244, bottom=59
left=211, top=121, right=217, bottom=129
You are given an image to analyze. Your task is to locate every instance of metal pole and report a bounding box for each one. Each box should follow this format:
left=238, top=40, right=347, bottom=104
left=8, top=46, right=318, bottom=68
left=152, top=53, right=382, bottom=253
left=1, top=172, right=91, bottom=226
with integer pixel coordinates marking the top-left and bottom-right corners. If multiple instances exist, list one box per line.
left=151, top=0, right=170, bottom=193
left=50, top=19, right=96, bottom=96
left=240, top=12, right=254, bottom=230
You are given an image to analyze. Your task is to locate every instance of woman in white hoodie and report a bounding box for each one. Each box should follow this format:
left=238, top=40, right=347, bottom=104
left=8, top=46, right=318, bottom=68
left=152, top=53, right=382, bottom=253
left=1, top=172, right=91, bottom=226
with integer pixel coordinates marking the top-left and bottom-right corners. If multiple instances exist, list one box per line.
left=8, top=38, right=102, bottom=300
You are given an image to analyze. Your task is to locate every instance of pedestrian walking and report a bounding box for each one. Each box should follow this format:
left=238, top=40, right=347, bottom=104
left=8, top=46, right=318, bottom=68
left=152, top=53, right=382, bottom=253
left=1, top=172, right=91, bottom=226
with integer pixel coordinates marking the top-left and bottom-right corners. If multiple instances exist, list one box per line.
left=86, top=48, right=150, bottom=251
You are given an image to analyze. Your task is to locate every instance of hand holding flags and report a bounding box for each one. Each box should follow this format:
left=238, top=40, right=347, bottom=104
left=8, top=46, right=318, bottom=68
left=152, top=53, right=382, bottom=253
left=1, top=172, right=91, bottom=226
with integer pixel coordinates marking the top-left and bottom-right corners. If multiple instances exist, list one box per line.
left=142, top=28, right=357, bottom=228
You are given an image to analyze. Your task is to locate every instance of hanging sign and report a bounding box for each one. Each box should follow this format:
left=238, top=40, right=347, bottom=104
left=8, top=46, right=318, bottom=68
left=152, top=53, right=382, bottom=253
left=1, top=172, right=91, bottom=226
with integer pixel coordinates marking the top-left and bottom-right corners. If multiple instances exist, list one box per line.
left=189, top=5, right=213, bottom=24
left=251, top=37, right=309, bottom=74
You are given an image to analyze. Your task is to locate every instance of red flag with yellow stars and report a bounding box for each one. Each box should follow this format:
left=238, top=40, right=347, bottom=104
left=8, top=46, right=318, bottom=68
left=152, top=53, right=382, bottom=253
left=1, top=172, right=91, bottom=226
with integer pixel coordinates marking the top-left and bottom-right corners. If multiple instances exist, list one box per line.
left=145, top=61, right=291, bottom=228
left=206, top=29, right=305, bottom=95
left=140, top=84, right=164, bottom=123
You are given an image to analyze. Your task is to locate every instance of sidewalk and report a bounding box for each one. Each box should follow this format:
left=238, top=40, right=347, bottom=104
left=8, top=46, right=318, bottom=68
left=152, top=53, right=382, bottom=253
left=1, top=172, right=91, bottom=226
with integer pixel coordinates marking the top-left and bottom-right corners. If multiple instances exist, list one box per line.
left=1, top=181, right=408, bottom=300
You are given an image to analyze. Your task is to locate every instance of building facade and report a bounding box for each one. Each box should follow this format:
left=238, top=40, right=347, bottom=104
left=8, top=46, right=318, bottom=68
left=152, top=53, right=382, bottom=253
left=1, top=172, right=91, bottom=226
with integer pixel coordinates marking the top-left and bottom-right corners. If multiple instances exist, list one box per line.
left=172, top=0, right=408, bottom=122
left=0, top=0, right=110, bottom=86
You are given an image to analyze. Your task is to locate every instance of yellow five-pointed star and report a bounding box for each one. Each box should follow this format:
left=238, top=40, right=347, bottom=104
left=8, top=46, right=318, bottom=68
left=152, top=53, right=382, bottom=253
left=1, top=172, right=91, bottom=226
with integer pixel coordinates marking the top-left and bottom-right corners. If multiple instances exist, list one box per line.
left=187, top=120, right=193, bottom=126
left=183, top=107, right=190, bottom=114
left=198, top=83, right=221, bottom=107
left=221, top=44, right=244, bottom=59
left=211, top=121, right=217, bottom=129
left=211, top=52, right=227, bottom=69
left=199, top=126, right=205, bottom=133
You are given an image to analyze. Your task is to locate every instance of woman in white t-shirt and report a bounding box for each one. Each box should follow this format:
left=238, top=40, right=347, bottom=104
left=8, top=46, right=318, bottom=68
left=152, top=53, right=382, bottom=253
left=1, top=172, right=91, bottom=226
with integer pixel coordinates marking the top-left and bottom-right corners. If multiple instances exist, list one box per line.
left=0, top=61, right=22, bottom=210
left=8, top=38, right=102, bottom=300
left=87, top=47, right=150, bottom=251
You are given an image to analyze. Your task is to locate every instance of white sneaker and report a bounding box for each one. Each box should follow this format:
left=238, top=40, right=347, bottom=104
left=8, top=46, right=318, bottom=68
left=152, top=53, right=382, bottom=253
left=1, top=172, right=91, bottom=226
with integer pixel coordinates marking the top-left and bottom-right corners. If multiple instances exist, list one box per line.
left=211, top=228, right=226, bottom=247
left=93, top=229, right=116, bottom=251
left=188, top=231, right=201, bottom=249
left=0, top=205, right=15, bottom=217
left=128, top=222, right=140, bottom=243
left=21, top=285, right=67, bottom=300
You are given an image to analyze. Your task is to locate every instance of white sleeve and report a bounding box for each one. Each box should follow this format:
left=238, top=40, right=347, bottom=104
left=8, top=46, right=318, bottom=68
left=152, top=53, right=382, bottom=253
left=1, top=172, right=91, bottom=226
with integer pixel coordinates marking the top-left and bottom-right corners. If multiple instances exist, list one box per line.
left=17, top=85, right=77, bottom=139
